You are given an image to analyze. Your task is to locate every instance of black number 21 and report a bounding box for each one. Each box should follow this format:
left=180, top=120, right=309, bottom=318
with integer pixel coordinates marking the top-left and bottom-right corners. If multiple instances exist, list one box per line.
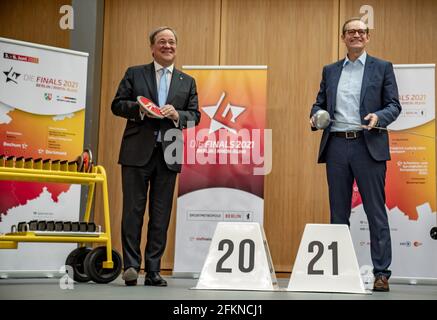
left=307, top=241, right=339, bottom=275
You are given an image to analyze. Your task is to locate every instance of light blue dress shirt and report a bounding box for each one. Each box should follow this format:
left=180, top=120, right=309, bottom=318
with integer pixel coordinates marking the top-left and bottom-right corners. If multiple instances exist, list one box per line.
left=138, top=61, right=179, bottom=139
left=331, top=51, right=367, bottom=132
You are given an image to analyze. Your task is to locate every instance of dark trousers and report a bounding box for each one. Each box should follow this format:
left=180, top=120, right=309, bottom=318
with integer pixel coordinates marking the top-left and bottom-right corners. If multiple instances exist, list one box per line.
left=325, top=134, right=392, bottom=278
left=121, top=145, right=177, bottom=272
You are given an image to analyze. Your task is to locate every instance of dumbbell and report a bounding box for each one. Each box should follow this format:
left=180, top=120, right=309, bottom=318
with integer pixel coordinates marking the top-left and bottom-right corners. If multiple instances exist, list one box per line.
left=71, top=222, right=80, bottom=232
left=87, top=222, right=97, bottom=232
left=63, top=221, right=72, bottom=232
left=79, top=222, right=88, bottom=232
left=37, top=221, right=47, bottom=231
left=17, top=221, right=28, bottom=232
left=54, top=221, right=64, bottom=231
left=29, top=220, right=38, bottom=231
left=46, top=221, right=55, bottom=231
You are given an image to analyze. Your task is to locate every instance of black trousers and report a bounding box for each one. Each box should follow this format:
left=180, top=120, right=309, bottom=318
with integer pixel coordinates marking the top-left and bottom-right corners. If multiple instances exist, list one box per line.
left=121, top=145, right=177, bottom=272
left=325, top=134, right=392, bottom=278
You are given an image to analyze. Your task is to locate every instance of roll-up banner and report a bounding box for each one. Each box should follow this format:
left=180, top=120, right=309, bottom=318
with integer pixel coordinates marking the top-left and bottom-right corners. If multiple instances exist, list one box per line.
left=351, top=64, right=437, bottom=281
left=0, top=38, right=87, bottom=277
left=173, top=66, right=269, bottom=276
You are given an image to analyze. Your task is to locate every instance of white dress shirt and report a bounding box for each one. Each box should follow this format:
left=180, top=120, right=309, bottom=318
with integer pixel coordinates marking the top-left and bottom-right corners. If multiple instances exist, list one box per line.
left=331, top=51, right=367, bottom=132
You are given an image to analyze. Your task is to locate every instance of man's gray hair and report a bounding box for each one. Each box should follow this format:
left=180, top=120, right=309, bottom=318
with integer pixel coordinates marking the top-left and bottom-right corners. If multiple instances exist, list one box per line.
left=149, top=26, right=178, bottom=45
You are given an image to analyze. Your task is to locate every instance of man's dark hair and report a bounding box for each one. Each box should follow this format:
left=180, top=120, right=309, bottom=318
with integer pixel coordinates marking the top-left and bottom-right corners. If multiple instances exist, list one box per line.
left=342, top=17, right=369, bottom=35
left=149, top=26, right=178, bottom=45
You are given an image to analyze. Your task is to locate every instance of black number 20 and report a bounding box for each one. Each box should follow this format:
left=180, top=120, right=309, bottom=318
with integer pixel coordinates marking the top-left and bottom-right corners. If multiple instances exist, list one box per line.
left=307, top=241, right=339, bottom=275
left=216, top=239, right=255, bottom=273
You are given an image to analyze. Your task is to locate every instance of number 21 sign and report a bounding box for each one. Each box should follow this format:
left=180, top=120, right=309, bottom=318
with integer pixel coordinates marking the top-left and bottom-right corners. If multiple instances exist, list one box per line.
left=287, top=224, right=367, bottom=294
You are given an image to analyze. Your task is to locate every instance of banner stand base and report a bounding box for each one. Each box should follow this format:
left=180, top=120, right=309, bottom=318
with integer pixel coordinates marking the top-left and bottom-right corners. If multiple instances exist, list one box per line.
left=0, top=270, right=64, bottom=279
left=389, top=276, right=437, bottom=285
left=171, top=272, right=200, bottom=279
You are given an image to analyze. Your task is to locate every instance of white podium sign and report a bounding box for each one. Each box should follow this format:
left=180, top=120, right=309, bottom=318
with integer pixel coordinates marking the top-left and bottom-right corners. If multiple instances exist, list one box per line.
left=195, top=222, right=279, bottom=291
left=287, top=224, right=367, bottom=294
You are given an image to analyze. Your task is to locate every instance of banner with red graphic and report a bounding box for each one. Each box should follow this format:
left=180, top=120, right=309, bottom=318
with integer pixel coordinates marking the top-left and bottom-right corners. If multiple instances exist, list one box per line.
left=350, top=64, right=437, bottom=280
left=173, top=66, right=269, bottom=275
left=0, top=38, right=88, bottom=275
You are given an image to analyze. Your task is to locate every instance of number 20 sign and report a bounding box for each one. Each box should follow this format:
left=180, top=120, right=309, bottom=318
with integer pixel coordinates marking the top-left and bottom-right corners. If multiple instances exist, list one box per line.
left=195, top=222, right=279, bottom=291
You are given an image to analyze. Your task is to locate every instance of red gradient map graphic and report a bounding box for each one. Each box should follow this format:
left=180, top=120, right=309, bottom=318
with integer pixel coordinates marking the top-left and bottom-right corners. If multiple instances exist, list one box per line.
left=0, top=108, right=84, bottom=218
left=352, top=122, right=436, bottom=220
left=0, top=181, right=70, bottom=217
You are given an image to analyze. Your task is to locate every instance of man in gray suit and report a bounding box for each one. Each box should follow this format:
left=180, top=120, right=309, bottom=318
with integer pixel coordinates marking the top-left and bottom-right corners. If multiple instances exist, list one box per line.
left=112, top=26, right=200, bottom=286
left=310, top=18, right=401, bottom=291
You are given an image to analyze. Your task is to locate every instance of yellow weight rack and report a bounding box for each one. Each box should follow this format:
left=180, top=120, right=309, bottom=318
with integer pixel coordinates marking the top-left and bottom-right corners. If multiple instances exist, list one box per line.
left=0, top=163, right=121, bottom=283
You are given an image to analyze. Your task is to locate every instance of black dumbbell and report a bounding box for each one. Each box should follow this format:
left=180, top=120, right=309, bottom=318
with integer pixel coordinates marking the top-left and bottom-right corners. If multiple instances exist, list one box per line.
left=87, top=222, right=97, bottom=232
left=29, top=220, right=38, bottom=231
left=17, top=221, right=28, bottom=232
left=54, top=221, right=64, bottom=231
left=71, top=222, right=80, bottom=232
left=79, top=222, right=88, bottom=232
left=63, top=221, right=72, bottom=232
left=37, top=221, right=47, bottom=231
left=46, top=221, right=55, bottom=231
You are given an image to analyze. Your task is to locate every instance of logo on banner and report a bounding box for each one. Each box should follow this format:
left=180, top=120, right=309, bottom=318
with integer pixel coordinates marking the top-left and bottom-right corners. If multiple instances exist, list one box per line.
left=202, top=92, right=246, bottom=134
left=44, top=93, right=52, bottom=101
left=400, top=240, right=423, bottom=248
left=400, top=241, right=411, bottom=247
left=3, top=67, right=21, bottom=84
left=56, top=95, right=77, bottom=103
left=414, top=241, right=423, bottom=247
left=3, top=52, right=39, bottom=64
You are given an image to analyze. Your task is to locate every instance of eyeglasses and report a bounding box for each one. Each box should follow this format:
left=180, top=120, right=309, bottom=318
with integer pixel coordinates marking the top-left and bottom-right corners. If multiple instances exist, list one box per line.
left=156, top=39, right=177, bottom=47
left=345, top=29, right=367, bottom=36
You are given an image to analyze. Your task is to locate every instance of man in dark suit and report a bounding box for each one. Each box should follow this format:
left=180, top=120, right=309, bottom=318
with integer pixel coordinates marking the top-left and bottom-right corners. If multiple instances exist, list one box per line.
left=310, top=18, right=401, bottom=292
left=111, top=26, right=200, bottom=286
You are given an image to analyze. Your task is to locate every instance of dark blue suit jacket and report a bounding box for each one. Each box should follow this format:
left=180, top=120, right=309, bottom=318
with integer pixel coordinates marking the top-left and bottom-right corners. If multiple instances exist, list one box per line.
left=310, top=54, right=401, bottom=163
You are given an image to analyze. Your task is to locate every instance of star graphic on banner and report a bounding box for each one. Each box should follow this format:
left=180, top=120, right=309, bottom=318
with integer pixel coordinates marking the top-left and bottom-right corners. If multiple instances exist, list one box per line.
left=3, top=67, right=21, bottom=84
left=202, top=92, right=246, bottom=134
